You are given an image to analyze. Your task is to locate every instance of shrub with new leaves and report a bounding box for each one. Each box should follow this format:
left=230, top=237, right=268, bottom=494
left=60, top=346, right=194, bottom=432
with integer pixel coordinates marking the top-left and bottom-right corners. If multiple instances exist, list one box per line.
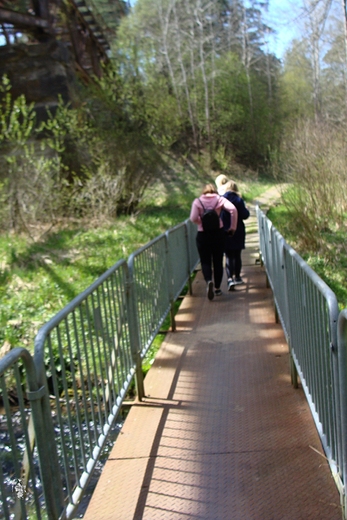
left=278, top=119, right=347, bottom=252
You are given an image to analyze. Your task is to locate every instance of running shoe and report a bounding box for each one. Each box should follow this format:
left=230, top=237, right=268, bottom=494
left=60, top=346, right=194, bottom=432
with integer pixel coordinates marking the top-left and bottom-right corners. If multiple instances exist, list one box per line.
left=207, top=281, right=214, bottom=300
left=228, top=278, right=235, bottom=291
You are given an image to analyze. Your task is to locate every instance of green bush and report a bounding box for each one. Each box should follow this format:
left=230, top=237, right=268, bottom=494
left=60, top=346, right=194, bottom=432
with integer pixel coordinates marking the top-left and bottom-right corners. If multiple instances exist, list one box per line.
left=276, top=119, right=347, bottom=252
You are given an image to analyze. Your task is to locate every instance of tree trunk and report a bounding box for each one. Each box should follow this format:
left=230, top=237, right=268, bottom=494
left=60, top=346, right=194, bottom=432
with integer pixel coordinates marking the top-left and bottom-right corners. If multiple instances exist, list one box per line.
left=157, top=0, right=183, bottom=117
left=173, top=3, right=198, bottom=150
left=195, top=0, right=212, bottom=159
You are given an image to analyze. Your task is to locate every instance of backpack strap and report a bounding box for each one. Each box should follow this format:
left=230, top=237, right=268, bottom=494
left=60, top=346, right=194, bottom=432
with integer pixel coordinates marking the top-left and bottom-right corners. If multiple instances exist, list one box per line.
left=198, top=197, right=220, bottom=211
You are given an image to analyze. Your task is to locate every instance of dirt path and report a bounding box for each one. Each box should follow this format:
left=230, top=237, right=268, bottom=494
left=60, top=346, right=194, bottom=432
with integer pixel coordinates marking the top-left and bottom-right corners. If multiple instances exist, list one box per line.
left=252, top=183, right=285, bottom=211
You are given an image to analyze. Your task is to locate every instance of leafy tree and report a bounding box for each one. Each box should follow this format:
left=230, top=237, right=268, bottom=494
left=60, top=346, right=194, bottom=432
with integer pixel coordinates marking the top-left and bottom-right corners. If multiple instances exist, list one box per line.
left=113, top=0, right=281, bottom=167
left=280, top=41, right=315, bottom=124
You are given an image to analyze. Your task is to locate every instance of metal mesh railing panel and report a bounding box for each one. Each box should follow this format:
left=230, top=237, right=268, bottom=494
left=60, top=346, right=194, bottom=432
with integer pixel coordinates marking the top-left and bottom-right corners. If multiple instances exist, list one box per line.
left=166, top=223, right=190, bottom=301
left=257, top=206, right=341, bottom=494
left=186, top=218, right=199, bottom=272
left=128, top=234, right=171, bottom=358
left=0, top=218, right=201, bottom=518
left=34, top=259, right=134, bottom=517
left=283, top=244, right=339, bottom=462
left=0, top=349, right=47, bottom=520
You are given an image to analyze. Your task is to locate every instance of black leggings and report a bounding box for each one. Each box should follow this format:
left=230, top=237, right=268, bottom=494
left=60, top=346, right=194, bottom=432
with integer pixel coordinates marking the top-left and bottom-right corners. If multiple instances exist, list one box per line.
left=196, top=230, right=225, bottom=288
left=225, top=249, right=242, bottom=279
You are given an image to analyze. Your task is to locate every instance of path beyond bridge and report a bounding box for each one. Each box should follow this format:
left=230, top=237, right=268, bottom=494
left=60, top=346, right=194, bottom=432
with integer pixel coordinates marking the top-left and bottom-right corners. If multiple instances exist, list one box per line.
left=84, top=187, right=341, bottom=519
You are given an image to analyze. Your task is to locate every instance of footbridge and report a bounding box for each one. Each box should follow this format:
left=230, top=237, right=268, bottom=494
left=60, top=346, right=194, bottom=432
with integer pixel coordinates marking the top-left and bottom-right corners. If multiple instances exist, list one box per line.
left=1, top=187, right=346, bottom=519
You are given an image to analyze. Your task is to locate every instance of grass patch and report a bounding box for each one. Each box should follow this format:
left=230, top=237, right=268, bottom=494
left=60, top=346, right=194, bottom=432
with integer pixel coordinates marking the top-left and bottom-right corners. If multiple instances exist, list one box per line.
left=267, top=203, right=347, bottom=309
left=0, top=212, right=189, bottom=350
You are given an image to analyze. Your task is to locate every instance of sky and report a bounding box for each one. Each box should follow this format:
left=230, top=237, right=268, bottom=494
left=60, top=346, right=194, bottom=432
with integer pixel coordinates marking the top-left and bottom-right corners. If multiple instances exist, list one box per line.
left=127, top=0, right=304, bottom=60
left=261, top=0, right=303, bottom=59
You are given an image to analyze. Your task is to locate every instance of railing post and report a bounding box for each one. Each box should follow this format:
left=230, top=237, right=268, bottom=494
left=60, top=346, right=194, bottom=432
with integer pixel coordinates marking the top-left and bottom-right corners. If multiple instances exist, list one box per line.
left=27, top=385, right=64, bottom=519
left=21, top=347, right=64, bottom=519
left=165, top=231, right=177, bottom=332
left=290, top=351, right=298, bottom=388
left=338, top=311, right=347, bottom=519
left=126, top=261, right=145, bottom=401
left=185, top=220, right=194, bottom=296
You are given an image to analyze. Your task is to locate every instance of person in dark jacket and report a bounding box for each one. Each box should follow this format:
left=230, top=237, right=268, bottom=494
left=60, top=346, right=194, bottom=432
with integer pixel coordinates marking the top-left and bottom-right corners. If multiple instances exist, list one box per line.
left=221, top=180, right=250, bottom=290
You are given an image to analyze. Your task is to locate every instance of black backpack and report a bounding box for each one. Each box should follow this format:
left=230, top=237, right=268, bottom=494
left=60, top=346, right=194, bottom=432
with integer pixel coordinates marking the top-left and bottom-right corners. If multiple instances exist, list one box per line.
left=198, top=198, right=221, bottom=232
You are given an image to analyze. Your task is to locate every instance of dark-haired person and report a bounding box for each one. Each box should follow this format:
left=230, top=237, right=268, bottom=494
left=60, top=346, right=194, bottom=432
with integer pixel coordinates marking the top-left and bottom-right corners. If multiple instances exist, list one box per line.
left=221, top=180, right=250, bottom=290
left=190, top=184, right=237, bottom=300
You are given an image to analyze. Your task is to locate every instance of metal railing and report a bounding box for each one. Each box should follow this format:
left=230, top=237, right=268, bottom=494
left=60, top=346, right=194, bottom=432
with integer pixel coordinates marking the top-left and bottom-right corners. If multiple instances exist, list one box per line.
left=257, top=206, right=345, bottom=513
left=0, top=218, right=199, bottom=520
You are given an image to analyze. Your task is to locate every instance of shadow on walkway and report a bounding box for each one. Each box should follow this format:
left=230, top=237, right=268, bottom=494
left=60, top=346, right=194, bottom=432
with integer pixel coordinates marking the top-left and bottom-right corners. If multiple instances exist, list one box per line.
left=84, top=190, right=341, bottom=520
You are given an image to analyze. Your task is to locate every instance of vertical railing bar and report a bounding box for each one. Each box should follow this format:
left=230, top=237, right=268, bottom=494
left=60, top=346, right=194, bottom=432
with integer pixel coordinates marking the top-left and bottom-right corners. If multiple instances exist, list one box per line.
left=120, top=266, right=133, bottom=376
left=0, top=372, right=23, bottom=486
left=108, top=276, right=120, bottom=406
left=144, top=250, right=153, bottom=341
left=116, top=271, right=129, bottom=392
left=0, top=454, right=10, bottom=519
left=111, top=276, right=125, bottom=389
left=301, top=266, right=311, bottom=385
left=96, top=283, right=110, bottom=411
left=184, top=222, right=193, bottom=296
left=111, top=275, right=123, bottom=385
left=320, top=293, right=331, bottom=449
left=318, top=293, right=328, bottom=439
left=64, top=315, right=85, bottom=477
left=91, top=291, right=108, bottom=425
left=72, top=308, right=94, bottom=459
left=85, top=296, right=103, bottom=430
left=316, top=287, right=327, bottom=439
left=0, top=373, right=26, bottom=519
left=309, top=282, right=319, bottom=414
left=320, top=293, right=332, bottom=447
left=118, top=267, right=133, bottom=373
left=105, top=275, right=119, bottom=405
left=166, top=229, right=175, bottom=332
left=134, top=254, right=141, bottom=349
left=127, top=254, right=144, bottom=400
left=102, top=279, right=117, bottom=409
left=79, top=302, right=99, bottom=446
left=67, top=310, right=88, bottom=471
left=46, top=332, right=72, bottom=502
left=143, top=249, right=152, bottom=349
left=136, top=253, right=144, bottom=349
left=95, top=285, right=111, bottom=420
left=57, top=321, right=80, bottom=499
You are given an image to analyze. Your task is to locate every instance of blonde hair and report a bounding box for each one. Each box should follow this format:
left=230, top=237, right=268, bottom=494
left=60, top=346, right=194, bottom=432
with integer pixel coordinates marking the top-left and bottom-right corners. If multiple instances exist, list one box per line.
left=215, top=174, right=228, bottom=190
left=202, top=183, right=217, bottom=195
left=224, top=180, right=239, bottom=194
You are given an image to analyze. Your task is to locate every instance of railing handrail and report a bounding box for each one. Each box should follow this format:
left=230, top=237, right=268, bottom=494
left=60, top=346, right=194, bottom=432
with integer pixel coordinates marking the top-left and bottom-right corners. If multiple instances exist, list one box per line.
left=0, top=217, right=199, bottom=520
